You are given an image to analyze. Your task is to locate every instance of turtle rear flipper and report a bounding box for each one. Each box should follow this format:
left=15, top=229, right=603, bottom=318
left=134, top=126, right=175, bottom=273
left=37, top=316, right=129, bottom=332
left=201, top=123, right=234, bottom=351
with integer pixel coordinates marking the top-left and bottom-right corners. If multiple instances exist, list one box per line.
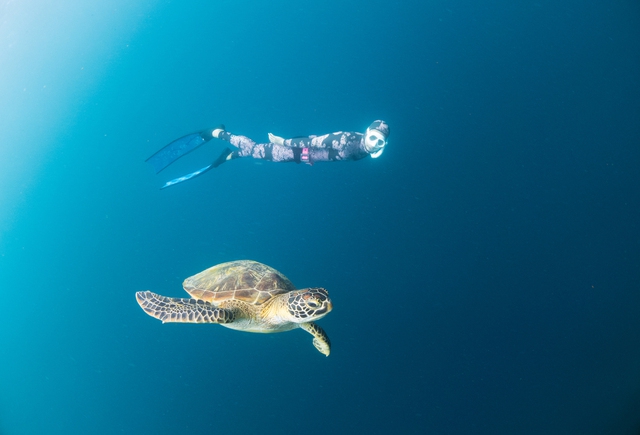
left=300, top=322, right=331, bottom=356
left=136, top=291, right=235, bottom=324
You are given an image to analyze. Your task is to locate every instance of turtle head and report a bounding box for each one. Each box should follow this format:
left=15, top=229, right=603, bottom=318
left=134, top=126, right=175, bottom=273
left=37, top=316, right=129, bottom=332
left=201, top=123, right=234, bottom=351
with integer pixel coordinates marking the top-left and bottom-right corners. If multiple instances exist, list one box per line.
left=287, top=287, right=332, bottom=323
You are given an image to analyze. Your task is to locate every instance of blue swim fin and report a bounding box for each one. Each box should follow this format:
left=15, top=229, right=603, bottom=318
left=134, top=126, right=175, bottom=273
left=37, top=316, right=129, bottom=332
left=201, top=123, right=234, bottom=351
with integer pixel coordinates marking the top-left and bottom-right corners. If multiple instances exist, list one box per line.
left=160, top=164, right=214, bottom=189
left=159, top=147, right=233, bottom=189
left=145, top=127, right=221, bottom=173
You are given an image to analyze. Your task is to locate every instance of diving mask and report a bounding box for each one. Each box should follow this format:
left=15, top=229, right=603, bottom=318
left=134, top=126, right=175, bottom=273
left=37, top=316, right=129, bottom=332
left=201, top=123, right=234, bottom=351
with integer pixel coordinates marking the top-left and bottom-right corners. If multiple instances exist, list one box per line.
left=364, top=128, right=387, bottom=158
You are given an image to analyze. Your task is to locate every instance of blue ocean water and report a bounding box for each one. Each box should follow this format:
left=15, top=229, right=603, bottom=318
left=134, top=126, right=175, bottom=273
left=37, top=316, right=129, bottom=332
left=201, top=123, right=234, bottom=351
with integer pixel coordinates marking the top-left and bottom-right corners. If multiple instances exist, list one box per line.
left=1, top=0, right=639, bottom=434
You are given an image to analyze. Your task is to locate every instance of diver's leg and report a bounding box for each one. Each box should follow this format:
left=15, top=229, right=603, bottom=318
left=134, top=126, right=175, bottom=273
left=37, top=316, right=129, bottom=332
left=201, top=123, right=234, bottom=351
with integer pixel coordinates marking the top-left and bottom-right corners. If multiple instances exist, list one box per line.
left=210, top=131, right=259, bottom=167
left=215, top=131, right=257, bottom=157
left=269, top=144, right=297, bottom=162
left=217, top=143, right=297, bottom=166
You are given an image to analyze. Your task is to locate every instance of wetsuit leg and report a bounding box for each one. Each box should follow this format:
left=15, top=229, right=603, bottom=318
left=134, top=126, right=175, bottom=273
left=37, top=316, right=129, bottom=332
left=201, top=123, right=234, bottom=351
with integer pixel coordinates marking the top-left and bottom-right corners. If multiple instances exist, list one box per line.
left=269, top=144, right=296, bottom=162
left=218, top=131, right=296, bottom=163
left=217, top=132, right=256, bottom=157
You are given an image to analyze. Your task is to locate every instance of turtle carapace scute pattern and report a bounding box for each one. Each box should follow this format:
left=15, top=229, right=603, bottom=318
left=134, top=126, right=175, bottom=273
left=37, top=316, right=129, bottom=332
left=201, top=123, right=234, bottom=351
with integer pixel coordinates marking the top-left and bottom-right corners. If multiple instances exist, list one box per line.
left=136, top=260, right=332, bottom=356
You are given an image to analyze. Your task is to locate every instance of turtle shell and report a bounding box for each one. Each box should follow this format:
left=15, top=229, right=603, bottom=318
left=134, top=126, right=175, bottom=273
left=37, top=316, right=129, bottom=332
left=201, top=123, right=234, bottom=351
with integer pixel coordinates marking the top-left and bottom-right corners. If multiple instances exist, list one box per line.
left=182, top=260, right=296, bottom=306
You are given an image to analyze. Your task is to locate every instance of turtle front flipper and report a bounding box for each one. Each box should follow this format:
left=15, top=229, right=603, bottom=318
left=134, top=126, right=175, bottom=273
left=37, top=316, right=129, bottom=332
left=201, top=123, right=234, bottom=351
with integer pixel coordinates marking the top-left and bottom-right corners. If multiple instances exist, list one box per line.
left=136, top=291, right=235, bottom=324
left=299, top=322, right=331, bottom=356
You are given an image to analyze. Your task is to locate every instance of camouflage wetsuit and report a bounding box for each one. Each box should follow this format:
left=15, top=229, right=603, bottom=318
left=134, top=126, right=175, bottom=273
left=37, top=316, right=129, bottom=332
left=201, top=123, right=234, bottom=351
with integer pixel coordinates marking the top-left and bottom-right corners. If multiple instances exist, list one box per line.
left=217, top=130, right=370, bottom=164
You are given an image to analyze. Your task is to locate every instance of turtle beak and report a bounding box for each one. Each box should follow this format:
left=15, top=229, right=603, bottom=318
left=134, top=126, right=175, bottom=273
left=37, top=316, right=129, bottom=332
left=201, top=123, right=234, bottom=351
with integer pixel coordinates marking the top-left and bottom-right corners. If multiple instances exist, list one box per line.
left=315, top=299, right=333, bottom=317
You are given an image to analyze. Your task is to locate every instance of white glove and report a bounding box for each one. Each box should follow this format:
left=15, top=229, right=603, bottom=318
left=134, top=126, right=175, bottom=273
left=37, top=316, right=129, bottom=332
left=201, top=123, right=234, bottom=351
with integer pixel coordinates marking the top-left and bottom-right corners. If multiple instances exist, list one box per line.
left=268, top=133, right=285, bottom=146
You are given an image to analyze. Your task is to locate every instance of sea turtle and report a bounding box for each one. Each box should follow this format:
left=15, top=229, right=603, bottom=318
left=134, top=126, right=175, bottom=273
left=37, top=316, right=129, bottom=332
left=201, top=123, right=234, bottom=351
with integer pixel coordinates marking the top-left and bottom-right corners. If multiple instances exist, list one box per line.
left=135, top=260, right=332, bottom=356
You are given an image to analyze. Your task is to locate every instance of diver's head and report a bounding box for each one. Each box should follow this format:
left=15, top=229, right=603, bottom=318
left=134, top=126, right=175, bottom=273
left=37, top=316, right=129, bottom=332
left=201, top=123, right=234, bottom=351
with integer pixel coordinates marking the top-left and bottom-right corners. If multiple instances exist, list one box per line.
left=364, top=120, right=390, bottom=158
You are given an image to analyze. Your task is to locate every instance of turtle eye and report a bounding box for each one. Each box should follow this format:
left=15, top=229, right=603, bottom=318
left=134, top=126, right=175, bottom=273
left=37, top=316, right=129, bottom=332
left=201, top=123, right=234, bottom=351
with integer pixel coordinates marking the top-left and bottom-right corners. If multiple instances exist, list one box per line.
left=306, top=297, right=320, bottom=309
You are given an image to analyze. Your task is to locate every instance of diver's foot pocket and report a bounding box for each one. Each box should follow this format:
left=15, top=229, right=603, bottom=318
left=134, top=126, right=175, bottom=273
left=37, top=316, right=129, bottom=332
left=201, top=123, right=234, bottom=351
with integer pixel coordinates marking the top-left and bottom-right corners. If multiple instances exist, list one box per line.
left=212, top=124, right=226, bottom=139
left=212, top=148, right=233, bottom=168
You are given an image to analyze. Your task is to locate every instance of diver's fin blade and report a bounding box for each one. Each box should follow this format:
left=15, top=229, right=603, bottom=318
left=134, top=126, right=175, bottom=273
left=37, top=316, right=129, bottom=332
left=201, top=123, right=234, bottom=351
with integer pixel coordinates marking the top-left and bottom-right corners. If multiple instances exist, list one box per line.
left=159, top=164, right=214, bottom=189
left=146, top=131, right=213, bottom=174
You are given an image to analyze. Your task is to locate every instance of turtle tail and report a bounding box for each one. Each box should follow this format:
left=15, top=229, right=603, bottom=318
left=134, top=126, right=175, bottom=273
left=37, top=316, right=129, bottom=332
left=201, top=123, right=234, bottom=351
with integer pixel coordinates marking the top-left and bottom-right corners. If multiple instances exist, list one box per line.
left=135, top=291, right=235, bottom=324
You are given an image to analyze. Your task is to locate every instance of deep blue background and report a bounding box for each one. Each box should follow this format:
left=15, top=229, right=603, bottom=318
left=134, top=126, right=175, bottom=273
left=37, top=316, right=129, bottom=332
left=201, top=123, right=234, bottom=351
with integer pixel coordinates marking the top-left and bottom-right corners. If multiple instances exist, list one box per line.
left=1, top=1, right=639, bottom=434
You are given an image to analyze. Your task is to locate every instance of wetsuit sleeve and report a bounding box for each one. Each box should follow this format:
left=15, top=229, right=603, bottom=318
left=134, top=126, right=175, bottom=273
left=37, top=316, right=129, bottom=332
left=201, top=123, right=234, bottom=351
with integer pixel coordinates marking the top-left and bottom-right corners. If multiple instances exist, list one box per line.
left=283, top=132, right=345, bottom=148
left=286, top=132, right=368, bottom=162
left=284, top=136, right=315, bottom=148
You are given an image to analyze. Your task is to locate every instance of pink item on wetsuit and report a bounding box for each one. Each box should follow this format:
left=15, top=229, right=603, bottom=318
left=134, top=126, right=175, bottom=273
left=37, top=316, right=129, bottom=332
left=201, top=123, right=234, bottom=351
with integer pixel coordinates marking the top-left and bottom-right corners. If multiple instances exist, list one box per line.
left=301, top=147, right=310, bottom=164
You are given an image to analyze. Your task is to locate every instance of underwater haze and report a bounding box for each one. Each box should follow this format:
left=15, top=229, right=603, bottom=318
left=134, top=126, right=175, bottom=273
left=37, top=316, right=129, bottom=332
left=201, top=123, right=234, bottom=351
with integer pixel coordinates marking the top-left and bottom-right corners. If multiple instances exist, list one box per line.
left=1, top=0, right=640, bottom=434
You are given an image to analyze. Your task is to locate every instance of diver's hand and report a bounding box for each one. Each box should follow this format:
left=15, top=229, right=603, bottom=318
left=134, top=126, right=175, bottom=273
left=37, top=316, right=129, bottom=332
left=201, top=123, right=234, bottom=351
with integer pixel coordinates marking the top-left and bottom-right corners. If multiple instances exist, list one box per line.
left=268, top=133, right=285, bottom=146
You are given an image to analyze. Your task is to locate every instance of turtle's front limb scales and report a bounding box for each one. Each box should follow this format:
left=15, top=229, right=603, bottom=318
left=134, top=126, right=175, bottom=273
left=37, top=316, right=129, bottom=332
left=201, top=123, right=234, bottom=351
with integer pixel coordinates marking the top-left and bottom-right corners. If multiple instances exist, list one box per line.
left=299, top=322, right=331, bottom=356
left=136, top=291, right=235, bottom=324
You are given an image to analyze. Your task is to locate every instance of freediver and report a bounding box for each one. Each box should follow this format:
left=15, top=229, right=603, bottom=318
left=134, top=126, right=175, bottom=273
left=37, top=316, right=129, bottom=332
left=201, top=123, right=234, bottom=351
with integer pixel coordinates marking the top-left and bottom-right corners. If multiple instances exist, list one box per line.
left=146, top=120, right=390, bottom=189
